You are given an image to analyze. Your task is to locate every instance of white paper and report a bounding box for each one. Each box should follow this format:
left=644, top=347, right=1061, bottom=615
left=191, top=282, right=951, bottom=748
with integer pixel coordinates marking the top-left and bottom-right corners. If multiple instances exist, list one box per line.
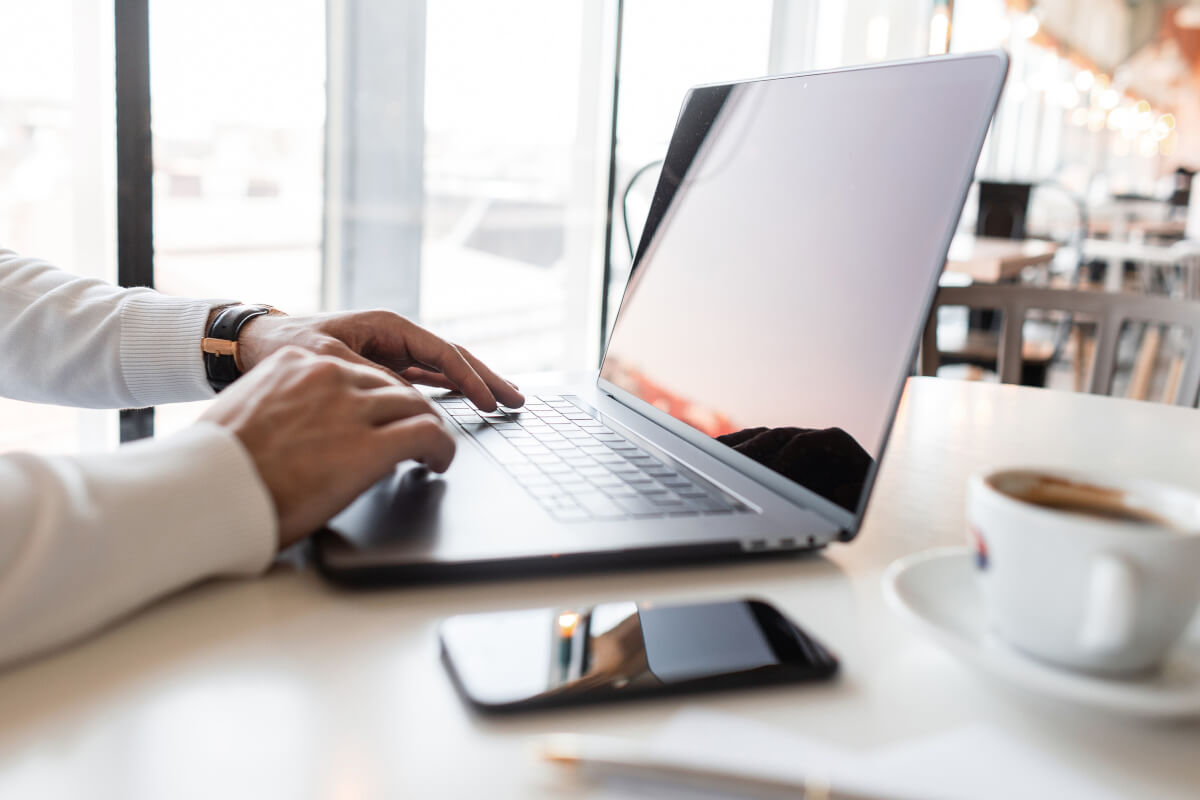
left=586, top=708, right=1121, bottom=800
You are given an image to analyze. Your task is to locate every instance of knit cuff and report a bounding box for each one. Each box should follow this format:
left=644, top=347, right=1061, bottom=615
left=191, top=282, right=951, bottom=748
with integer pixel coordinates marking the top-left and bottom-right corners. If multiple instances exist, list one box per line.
left=119, top=293, right=223, bottom=407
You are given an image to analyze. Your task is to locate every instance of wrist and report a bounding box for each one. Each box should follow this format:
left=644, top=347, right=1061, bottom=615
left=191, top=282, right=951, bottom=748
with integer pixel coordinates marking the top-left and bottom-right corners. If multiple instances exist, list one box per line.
left=235, top=311, right=290, bottom=372
left=202, top=304, right=284, bottom=391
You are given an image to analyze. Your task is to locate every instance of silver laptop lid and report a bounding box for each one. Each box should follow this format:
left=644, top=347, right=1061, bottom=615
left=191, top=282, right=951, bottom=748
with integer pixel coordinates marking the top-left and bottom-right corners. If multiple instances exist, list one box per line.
left=598, top=52, right=1008, bottom=536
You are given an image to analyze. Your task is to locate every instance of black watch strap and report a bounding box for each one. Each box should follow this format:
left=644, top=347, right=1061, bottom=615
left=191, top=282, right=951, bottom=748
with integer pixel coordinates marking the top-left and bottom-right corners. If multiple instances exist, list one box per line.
left=202, top=304, right=274, bottom=392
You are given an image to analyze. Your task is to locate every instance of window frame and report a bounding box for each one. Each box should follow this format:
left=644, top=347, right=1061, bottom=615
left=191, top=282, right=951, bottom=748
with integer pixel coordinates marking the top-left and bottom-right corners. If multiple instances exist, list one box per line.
left=115, top=0, right=156, bottom=442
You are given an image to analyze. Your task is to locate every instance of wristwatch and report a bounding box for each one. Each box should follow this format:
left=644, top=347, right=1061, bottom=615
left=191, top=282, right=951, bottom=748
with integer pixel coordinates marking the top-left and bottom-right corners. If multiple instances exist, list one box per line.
left=201, top=303, right=281, bottom=392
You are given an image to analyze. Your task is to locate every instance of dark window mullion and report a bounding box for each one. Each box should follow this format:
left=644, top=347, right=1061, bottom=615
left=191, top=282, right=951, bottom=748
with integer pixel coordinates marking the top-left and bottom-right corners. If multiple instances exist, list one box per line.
left=115, top=0, right=155, bottom=442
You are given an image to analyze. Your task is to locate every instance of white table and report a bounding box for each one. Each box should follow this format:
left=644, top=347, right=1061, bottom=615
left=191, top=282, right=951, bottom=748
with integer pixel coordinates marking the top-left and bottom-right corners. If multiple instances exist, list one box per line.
left=1081, top=236, right=1200, bottom=296
left=945, top=234, right=1059, bottom=283
left=2, top=378, right=1199, bottom=799
left=1089, top=217, right=1187, bottom=240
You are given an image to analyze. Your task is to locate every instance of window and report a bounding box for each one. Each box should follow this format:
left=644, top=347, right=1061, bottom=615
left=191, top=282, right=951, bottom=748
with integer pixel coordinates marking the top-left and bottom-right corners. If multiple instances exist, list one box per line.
left=952, top=1, right=1171, bottom=205
left=610, top=0, right=774, bottom=331
left=0, top=0, right=956, bottom=454
left=326, top=0, right=617, bottom=375
left=0, top=0, right=117, bottom=454
left=149, top=0, right=327, bottom=436
left=19, top=1, right=1130, bottom=453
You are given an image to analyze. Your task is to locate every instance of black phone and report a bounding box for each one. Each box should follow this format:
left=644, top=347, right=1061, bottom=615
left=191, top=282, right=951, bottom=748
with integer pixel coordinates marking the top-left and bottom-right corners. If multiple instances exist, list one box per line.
left=438, top=597, right=838, bottom=712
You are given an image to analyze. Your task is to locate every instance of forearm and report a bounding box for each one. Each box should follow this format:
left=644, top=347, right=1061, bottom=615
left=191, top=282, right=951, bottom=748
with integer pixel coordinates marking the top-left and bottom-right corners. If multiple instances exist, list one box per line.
left=0, top=423, right=277, bottom=669
left=0, top=249, right=219, bottom=408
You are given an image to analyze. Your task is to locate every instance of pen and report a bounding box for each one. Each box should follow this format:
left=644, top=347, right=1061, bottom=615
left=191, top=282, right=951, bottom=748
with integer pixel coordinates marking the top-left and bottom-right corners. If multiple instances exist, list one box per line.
left=540, top=733, right=901, bottom=800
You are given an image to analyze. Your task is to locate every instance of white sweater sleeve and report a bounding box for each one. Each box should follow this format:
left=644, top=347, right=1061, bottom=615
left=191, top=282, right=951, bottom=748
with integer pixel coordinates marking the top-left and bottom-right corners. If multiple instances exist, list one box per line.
left=0, top=423, right=277, bottom=667
left=0, top=248, right=218, bottom=407
left=0, top=251, right=279, bottom=668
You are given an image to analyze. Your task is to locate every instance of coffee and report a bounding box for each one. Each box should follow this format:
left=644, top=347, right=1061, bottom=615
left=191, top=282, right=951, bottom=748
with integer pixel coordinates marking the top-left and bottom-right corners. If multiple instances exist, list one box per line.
left=969, top=467, right=1200, bottom=674
left=988, top=473, right=1176, bottom=529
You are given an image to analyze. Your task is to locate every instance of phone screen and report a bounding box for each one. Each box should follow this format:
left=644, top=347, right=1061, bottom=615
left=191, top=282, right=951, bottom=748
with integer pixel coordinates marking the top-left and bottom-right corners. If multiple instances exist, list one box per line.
left=439, top=599, right=837, bottom=711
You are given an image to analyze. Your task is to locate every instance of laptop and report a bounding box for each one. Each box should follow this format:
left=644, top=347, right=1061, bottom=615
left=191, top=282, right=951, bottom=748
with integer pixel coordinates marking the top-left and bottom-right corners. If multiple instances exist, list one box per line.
left=314, top=51, right=1009, bottom=584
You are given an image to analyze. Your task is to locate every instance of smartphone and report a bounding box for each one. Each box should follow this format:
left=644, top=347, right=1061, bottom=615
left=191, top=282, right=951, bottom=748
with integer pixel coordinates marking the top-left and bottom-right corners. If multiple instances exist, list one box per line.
left=439, top=597, right=838, bottom=712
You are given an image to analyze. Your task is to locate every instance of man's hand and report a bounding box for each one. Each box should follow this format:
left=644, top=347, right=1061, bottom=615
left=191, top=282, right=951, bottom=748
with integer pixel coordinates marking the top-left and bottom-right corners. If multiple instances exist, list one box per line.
left=200, top=346, right=456, bottom=547
left=235, top=310, right=524, bottom=411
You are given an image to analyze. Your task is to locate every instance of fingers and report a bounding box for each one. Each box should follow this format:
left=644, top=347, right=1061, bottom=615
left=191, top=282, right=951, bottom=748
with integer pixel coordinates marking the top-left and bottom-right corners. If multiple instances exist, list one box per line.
left=376, top=414, right=456, bottom=473
left=358, top=385, right=440, bottom=426
left=400, top=367, right=458, bottom=391
left=323, top=340, right=411, bottom=386
left=302, top=348, right=407, bottom=392
left=326, top=361, right=401, bottom=393
left=454, top=345, right=526, bottom=408
left=363, top=315, right=519, bottom=410
left=278, top=347, right=445, bottom=428
left=317, top=311, right=524, bottom=410
left=402, top=339, right=524, bottom=409
left=406, top=335, right=500, bottom=410
left=402, top=365, right=524, bottom=409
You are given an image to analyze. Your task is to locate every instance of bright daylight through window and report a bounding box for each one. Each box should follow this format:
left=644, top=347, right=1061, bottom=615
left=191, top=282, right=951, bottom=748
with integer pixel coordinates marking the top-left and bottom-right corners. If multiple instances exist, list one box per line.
left=2, top=0, right=1195, bottom=455
left=0, top=0, right=116, bottom=455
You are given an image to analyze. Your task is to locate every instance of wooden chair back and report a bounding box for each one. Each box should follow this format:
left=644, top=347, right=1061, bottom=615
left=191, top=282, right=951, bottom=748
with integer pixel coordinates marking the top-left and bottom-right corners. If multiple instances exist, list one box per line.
left=921, top=285, right=1200, bottom=407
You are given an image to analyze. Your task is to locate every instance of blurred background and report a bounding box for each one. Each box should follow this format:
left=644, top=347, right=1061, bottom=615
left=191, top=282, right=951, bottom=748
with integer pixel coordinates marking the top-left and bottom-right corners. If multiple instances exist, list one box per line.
left=3, top=0, right=1199, bottom=454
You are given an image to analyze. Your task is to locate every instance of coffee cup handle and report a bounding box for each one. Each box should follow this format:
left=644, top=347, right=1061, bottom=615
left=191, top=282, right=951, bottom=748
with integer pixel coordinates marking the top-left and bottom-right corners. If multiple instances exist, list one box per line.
left=1078, top=553, right=1138, bottom=654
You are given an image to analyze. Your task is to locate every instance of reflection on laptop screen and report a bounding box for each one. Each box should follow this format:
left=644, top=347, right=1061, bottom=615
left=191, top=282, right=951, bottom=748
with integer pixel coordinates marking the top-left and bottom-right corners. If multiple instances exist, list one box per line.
left=600, top=57, right=1003, bottom=514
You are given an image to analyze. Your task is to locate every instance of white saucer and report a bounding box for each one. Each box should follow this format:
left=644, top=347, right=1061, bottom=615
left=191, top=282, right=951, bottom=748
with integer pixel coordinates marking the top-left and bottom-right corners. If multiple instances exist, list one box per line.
left=882, top=546, right=1200, bottom=719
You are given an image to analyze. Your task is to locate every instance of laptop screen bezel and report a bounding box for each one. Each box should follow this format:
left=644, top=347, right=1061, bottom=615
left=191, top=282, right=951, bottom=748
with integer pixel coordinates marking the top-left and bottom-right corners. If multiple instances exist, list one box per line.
left=595, top=51, right=1010, bottom=538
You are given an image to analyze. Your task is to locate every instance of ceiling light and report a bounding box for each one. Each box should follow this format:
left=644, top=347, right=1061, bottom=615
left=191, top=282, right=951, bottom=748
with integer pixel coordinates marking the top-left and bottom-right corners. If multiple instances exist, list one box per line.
left=1017, top=13, right=1039, bottom=39
left=1177, top=6, right=1200, bottom=28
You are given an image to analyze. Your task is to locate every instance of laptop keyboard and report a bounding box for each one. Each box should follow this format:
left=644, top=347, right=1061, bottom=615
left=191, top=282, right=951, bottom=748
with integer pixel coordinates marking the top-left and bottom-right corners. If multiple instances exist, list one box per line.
left=434, top=394, right=747, bottom=523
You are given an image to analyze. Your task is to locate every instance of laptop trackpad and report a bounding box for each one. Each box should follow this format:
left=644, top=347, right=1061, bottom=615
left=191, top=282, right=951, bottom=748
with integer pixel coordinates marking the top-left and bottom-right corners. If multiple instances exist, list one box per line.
left=326, top=463, right=447, bottom=548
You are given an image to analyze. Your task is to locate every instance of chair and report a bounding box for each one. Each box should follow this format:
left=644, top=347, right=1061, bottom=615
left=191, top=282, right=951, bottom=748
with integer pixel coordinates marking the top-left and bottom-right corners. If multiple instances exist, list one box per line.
left=975, top=180, right=1032, bottom=239
left=951, top=181, right=1092, bottom=385
left=921, top=284, right=1200, bottom=407
left=621, top=159, right=664, bottom=258
left=1170, top=167, right=1195, bottom=217
left=970, top=179, right=1089, bottom=283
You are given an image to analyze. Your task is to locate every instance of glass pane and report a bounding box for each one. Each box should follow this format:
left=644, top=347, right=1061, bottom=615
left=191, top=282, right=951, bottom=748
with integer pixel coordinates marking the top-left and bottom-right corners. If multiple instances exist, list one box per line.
left=422, top=0, right=605, bottom=371
left=327, top=0, right=615, bottom=376
left=951, top=1, right=1168, bottom=200
left=610, top=1, right=774, bottom=329
left=149, top=0, right=326, bottom=436
left=0, top=0, right=117, bottom=454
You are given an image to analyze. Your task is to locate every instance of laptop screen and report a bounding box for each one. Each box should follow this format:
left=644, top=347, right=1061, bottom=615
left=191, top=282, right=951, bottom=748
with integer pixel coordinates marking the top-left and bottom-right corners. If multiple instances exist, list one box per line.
left=599, top=54, right=1006, bottom=521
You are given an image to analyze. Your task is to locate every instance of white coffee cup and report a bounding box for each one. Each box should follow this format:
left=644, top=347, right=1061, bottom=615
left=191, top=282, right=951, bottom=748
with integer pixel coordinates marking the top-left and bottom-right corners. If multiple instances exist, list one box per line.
left=966, top=468, right=1200, bottom=675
